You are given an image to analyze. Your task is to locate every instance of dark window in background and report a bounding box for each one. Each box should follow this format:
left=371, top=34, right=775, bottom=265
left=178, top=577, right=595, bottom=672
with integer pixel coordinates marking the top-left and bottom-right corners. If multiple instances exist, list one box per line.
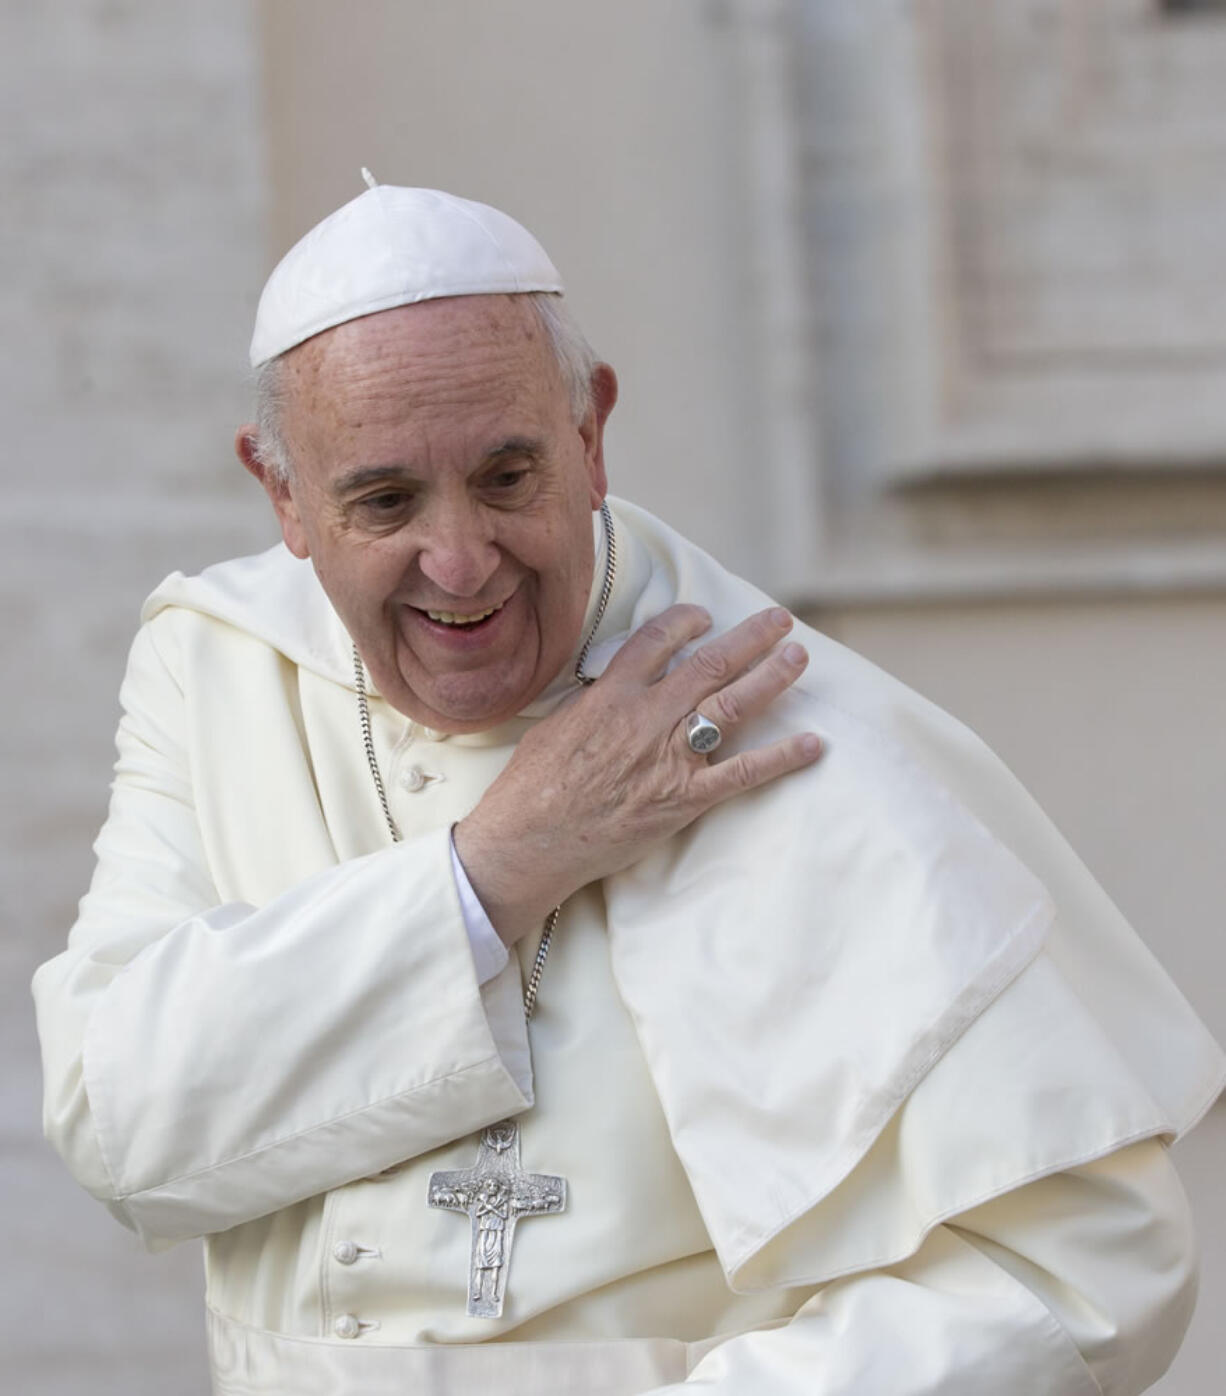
left=1162, top=0, right=1226, bottom=15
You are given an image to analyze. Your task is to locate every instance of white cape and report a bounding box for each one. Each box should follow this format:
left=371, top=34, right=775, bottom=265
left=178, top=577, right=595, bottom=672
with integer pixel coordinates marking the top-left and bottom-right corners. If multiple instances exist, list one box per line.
left=143, top=497, right=1225, bottom=1294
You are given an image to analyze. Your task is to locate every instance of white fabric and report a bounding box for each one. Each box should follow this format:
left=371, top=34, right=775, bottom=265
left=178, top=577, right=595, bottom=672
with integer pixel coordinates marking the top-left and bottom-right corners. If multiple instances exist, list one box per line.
left=248, top=184, right=564, bottom=366
left=449, top=833, right=508, bottom=985
left=202, top=1145, right=1196, bottom=1396
left=33, top=499, right=1223, bottom=1394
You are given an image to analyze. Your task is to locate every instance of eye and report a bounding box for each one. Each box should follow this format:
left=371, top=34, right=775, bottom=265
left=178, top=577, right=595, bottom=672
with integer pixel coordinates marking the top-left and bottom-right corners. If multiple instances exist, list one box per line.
left=488, top=468, right=527, bottom=489
left=481, top=465, right=536, bottom=504
left=350, top=488, right=418, bottom=528
left=362, top=490, right=413, bottom=513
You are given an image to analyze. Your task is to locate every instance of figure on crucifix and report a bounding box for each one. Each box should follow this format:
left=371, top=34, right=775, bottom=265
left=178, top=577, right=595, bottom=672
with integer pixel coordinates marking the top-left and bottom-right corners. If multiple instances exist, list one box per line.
left=428, top=1121, right=567, bottom=1318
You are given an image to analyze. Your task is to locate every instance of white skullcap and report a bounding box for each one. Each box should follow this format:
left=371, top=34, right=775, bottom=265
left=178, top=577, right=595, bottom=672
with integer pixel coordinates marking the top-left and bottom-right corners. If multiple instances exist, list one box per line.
left=249, top=181, right=564, bottom=367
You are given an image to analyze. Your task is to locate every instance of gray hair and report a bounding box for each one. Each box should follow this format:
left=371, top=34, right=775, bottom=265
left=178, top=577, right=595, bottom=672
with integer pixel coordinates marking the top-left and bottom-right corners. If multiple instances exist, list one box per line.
left=251, top=291, right=599, bottom=484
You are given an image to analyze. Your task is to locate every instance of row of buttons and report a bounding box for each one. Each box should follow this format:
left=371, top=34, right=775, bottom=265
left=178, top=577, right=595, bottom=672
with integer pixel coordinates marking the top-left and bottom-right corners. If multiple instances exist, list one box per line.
left=336, top=738, right=446, bottom=1344
left=331, top=1238, right=381, bottom=1338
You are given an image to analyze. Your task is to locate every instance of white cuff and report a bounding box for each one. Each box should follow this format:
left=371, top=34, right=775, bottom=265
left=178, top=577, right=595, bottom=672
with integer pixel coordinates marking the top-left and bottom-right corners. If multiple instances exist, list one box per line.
left=449, top=833, right=510, bottom=985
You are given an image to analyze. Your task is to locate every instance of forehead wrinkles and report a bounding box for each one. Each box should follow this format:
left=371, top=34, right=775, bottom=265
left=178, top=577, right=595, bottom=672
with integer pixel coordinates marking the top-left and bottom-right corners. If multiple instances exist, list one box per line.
left=284, top=296, right=558, bottom=436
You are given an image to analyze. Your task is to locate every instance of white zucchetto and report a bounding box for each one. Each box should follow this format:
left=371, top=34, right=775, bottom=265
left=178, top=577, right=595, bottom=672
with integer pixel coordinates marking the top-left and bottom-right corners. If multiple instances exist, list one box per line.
left=249, top=182, right=564, bottom=367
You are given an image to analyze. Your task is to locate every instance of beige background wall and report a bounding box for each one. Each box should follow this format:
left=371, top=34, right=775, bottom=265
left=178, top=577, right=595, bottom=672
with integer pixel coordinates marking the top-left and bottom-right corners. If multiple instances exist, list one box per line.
left=7, top=2, right=1222, bottom=1392
left=258, top=0, right=770, bottom=582
left=6, top=3, right=270, bottom=1392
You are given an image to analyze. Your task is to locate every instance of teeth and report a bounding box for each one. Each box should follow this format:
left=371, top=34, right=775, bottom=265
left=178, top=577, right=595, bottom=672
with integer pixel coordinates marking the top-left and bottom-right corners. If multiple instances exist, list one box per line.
left=425, top=604, right=500, bottom=625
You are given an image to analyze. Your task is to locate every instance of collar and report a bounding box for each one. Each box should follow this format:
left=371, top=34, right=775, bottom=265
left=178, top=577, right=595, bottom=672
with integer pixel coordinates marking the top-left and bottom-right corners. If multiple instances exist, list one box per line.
left=141, top=498, right=653, bottom=726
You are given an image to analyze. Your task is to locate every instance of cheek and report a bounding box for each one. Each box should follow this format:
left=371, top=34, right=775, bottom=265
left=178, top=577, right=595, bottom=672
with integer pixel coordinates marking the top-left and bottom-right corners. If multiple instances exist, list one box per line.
left=313, top=553, right=399, bottom=642
left=333, top=538, right=409, bottom=601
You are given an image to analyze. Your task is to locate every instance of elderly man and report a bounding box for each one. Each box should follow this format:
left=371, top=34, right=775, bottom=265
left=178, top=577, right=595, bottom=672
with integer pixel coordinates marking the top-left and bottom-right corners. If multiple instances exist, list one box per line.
left=34, top=182, right=1224, bottom=1396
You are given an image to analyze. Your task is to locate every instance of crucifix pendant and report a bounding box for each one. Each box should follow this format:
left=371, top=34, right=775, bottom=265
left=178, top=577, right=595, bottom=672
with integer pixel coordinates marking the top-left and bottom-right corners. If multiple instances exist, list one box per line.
left=427, top=1119, right=567, bottom=1318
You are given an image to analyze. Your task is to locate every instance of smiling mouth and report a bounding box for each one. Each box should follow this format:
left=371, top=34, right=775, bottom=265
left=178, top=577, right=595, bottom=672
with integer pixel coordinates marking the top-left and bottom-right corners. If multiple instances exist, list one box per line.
left=417, top=600, right=507, bottom=628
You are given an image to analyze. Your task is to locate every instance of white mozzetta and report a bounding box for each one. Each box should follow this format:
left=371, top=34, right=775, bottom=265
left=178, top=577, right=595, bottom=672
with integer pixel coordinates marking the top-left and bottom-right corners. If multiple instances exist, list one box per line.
left=33, top=500, right=1223, bottom=1393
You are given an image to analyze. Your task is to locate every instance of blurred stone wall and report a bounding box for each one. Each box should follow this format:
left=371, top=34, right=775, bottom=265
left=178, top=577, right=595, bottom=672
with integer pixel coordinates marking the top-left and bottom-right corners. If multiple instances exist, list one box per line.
left=6, top=3, right=1222, bottom=1394
left=3, top=2, right=271, bottom=1390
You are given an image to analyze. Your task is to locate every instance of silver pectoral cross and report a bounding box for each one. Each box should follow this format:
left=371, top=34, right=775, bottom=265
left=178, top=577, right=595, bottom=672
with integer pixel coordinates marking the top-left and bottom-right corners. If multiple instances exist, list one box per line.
left=427, top=1119, right=567, bottom=1318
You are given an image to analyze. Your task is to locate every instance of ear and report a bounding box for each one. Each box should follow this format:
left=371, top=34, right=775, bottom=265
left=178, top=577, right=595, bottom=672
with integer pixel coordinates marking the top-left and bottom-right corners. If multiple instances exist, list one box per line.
left=235, top=425, right=310, bottom=559
left=579, top=363, right=618, bottom=508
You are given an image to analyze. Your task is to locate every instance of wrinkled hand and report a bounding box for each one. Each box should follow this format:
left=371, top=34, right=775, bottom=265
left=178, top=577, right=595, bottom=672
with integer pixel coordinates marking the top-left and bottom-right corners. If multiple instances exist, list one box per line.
left=453, top=604, right=823, bottom=946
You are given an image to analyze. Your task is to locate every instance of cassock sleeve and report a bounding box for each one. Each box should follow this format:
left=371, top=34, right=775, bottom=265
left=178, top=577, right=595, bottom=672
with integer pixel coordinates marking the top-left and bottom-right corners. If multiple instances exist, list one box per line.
left=32, top=619, right=533, bottom=1247
left=648, top=1140, right=1196, bottom=1396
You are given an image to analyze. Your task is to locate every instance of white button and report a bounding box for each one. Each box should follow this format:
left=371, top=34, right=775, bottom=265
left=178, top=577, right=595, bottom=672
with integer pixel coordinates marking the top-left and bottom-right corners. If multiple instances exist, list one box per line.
left=401, top=765, right=427, bottom=792
left=332, top=1240, right=359, bottom=1265
left=334, top=1314, right=362, bottom=1340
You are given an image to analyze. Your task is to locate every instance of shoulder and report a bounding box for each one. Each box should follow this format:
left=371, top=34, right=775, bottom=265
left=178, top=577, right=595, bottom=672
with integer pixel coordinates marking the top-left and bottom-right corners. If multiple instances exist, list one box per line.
left=137, top=544, right=352, bottom=686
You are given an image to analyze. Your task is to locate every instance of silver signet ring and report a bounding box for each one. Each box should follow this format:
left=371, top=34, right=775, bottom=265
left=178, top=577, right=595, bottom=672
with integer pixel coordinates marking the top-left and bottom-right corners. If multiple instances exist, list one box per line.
left=685, top=711, right=723, bottom=755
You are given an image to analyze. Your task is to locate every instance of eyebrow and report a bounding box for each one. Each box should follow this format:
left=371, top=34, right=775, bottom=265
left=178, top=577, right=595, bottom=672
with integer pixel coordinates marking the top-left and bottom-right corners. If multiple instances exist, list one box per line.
left=482, top=436, right=545, bottom=465
left=331, top=437, right=545, bottom=498
left=332, top=465, right=413, bottom=497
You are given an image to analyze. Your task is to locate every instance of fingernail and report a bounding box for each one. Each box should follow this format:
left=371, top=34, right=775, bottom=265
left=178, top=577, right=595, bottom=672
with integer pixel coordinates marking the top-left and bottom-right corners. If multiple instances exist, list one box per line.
left=784, top=642, right=807, bottom=666
left=802, top=734, right=823, bottom=758
left=771, top=607, right=792, bottom=629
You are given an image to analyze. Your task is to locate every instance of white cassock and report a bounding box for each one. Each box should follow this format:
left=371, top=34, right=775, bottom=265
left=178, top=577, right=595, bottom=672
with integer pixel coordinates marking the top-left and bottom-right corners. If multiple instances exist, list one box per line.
left=34, top=499, right=1225, bottom=1396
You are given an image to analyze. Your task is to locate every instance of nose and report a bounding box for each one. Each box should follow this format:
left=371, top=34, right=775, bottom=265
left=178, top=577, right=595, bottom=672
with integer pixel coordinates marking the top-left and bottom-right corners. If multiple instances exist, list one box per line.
left=415, top=501, right=501, bottom=598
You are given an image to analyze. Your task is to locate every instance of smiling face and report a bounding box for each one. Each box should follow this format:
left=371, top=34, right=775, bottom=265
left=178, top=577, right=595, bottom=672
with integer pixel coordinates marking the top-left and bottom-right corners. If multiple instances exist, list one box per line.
left=239, top=296, right=614, bottom=732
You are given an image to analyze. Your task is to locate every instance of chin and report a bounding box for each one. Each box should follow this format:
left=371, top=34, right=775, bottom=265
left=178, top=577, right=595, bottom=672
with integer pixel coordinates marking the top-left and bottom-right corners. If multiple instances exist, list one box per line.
left=403, top=676, right=536, bottom=733
left=416, top=701, right=526, bottom=735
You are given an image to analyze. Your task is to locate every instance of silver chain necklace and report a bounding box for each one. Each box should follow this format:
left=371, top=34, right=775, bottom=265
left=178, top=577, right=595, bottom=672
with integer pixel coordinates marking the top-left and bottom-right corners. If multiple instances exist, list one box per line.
left=352, top=500, right=616, bottom=1319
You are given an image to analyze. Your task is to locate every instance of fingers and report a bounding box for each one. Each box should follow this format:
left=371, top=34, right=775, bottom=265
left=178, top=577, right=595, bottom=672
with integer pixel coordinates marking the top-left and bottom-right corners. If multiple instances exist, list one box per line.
left=695, top=731, right=824, bottom=805
left=695, top=639, right=810, bottom=736
left=598, top=605, right=816, bottom=792
left=662, top=606, right=796, bottom=711
left=603, top=604, right=714, bottom=684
